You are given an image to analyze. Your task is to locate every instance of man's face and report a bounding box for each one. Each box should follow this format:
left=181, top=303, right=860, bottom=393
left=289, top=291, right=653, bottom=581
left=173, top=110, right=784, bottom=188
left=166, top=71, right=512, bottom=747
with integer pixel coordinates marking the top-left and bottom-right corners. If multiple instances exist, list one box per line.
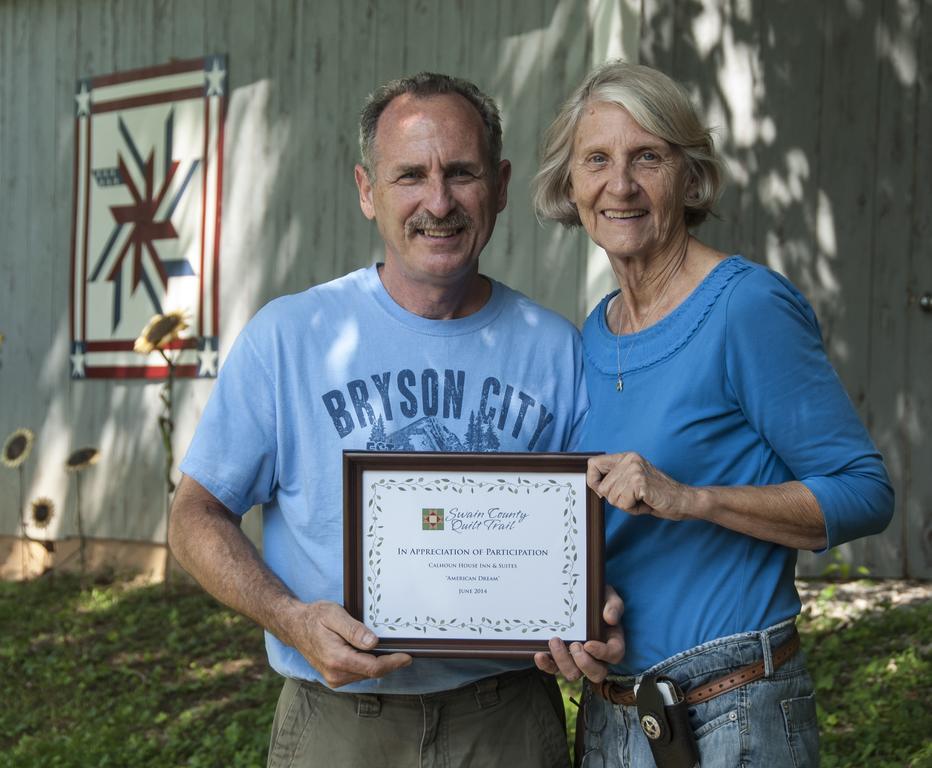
left=355, top=93, right=510, bottom=290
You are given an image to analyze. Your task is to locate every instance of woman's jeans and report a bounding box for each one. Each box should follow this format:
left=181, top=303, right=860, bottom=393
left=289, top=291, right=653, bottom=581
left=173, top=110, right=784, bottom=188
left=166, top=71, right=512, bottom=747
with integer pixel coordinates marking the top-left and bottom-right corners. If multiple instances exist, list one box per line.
left=580, top=619, right=819, bottom=768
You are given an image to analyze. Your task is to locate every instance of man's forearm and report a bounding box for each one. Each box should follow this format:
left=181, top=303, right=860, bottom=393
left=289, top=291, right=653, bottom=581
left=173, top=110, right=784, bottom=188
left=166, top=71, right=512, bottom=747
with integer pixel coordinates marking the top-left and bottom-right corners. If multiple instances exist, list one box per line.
left=169, top=474, right=414, bottom=686
left=169, top=475, right=301, bottom=647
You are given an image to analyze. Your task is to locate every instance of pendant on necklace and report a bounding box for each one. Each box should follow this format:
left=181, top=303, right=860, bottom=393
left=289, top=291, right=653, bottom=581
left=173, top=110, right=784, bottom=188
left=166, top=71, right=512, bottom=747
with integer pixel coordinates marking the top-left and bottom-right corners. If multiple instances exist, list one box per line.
left=616, top=374, right=623, bottom=392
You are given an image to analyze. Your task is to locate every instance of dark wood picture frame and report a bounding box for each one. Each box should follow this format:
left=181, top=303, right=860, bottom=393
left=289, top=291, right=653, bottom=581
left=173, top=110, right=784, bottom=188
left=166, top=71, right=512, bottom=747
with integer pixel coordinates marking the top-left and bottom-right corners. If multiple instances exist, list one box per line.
left=343, top=451, right=604, bottom=658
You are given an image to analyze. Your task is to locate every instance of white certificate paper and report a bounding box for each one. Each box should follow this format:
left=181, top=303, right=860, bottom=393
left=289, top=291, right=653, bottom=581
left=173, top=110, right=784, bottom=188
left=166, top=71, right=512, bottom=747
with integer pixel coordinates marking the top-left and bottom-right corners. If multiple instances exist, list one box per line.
left=360, top=469, right=588, bottom=642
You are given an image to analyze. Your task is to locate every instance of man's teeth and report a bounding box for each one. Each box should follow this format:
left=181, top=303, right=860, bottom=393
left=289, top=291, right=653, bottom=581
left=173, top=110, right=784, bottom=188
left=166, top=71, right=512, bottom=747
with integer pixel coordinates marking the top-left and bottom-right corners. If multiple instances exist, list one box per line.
left=604, top=210, right=646, bottom=219
left=421, top=228, right=457, bottom=237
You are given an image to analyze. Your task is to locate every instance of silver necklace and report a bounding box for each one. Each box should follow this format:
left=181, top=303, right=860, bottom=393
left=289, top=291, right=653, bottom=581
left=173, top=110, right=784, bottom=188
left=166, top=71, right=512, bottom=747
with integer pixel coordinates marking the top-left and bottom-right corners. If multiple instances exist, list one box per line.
left=613, top=298, right=635, bottom=391
left=613, top=254, right=683, bottom=392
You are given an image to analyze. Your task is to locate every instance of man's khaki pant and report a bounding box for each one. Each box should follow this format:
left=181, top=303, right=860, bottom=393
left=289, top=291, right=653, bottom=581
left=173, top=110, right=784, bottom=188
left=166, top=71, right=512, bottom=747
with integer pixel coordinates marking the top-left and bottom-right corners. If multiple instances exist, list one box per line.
left=267, top=668, right=571, bottom=768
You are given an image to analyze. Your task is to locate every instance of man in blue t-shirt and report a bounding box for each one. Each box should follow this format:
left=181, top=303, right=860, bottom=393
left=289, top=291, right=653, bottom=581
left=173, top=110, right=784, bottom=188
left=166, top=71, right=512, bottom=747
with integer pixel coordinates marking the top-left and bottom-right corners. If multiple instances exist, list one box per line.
left=170, top=73, right=622, bottom=767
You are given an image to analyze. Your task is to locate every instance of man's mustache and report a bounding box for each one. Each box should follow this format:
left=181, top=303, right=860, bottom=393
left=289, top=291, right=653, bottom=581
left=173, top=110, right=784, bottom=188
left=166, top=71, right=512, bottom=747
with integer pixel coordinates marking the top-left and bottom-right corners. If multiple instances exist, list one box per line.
left=405, top=210, right=473, bottom=237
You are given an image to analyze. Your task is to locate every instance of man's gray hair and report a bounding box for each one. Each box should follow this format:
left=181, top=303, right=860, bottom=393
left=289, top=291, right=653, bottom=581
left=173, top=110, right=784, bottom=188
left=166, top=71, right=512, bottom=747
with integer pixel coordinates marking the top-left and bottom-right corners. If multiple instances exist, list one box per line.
left=359, top=72, right=503, bottom=179
left=532, top=60, right=725, bottom=229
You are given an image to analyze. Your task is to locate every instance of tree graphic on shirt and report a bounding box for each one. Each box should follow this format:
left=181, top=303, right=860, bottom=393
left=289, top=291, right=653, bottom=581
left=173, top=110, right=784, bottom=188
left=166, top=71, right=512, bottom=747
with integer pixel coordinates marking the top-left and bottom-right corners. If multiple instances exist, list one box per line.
left=481, top=414, right=500, bottom=451
left=369, top=416, right=387, bottom=445
left=464, top=410, right=499, bottom=452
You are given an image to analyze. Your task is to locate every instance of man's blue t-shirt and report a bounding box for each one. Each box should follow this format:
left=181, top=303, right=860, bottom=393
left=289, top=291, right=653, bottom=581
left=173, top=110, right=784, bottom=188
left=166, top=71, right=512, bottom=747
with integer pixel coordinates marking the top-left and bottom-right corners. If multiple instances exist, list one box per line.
left=580, top=256, right=893, bottom=674
left=180, top=265, right=588, bottom=693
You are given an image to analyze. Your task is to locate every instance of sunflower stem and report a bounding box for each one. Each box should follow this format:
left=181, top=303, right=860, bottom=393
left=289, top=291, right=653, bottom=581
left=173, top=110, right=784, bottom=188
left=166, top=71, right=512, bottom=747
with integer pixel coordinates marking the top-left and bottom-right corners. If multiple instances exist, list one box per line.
left=19, top=465, right=25, bottom=579
left=157, top=348, right=176, bottom=587
left=75, top=474, right=86, bottom=574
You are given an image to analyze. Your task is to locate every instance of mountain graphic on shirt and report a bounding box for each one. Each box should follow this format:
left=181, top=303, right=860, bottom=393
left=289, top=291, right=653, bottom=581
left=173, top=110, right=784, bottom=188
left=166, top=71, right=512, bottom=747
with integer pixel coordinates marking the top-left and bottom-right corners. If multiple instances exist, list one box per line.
left=366, top=410, right=501, bottom=453
left=367, top=416, right=465, bottom=452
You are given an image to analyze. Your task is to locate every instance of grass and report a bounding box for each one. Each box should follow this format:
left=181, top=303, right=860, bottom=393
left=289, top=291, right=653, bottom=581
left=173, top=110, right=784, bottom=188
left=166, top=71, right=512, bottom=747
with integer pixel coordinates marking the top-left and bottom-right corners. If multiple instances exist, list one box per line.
left=800, top=583, right=932, bottom=768
left=1, top=574, right=929, bottom=767
left=0, top=574, right=279, bottom=768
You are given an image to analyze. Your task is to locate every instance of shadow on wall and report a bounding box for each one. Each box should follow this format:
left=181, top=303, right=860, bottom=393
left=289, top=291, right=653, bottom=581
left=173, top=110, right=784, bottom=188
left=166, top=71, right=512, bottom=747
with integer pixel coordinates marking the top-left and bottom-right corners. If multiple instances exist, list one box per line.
left=637, top=0, right=925, bottom=577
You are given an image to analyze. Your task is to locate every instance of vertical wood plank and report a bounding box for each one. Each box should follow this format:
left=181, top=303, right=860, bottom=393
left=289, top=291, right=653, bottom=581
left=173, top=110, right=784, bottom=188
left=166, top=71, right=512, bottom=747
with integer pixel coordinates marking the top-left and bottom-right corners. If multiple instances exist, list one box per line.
left=812, top=0, right=877, bottom=408
left=217, top=0, right=274, bottom=321
left=402, top=0, right=438, bottom=74
left=639, top=0, right=675, bottom=72
left=245, top=0, right=283, bottom=308
left=534, top=0, right=590, bottom=323
left=488, top=0, right=545, bottom=295
left=276, top=0, right=308, bottom=291
left=46, top=0, right=82, bottom=542
left=204, top=0, right=231, bottom=56
left=336, top=0, right=378, bottom=277
left=800, top=0, right=881, bottom=575
left=748, top=0, right=823, bottom=281
left=151, top=0, right=174, bottom=65
left=436, top=0, right=471, bottom=76
left=675, top=0, right=760, bottom=260
left=52, top=0, right=80, bottom=359
left=905, top=0, right=932, bottom=578
left=267, top=0, right=294, bottom=295
left=0, top=0, right=32, bottom=533
left=855, top=0, right=920, bottom=577
left=373, top=0, right=406, bottom=87
left=289, top=0, right=327, bottom=287
left=113, top=0, right=154, bottom=71
left=306, top=0, right=343, bottom=281
left=25, top=0, right=62, bottom=536
left=172, top=0, right=207, bottom=60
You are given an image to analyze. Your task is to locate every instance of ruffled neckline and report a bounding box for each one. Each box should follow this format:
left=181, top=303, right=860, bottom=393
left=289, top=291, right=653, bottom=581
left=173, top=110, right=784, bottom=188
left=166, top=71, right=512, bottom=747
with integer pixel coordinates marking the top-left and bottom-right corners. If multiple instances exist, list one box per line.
left=583, top=255, right=750, bottom=374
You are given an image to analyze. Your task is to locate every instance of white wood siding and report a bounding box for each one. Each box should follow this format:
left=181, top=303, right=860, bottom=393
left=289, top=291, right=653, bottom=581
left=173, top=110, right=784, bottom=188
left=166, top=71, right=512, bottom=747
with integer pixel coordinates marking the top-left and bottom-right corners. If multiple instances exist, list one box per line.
left=0, top=0, right=594, bottom=550
left=1, top=0, right=926, bottom=577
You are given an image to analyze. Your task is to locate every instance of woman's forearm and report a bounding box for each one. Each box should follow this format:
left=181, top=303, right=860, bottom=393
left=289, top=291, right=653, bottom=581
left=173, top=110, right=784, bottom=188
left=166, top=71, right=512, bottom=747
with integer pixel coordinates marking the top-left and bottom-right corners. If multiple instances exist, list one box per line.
left=692, top=481, right=827, bottom=550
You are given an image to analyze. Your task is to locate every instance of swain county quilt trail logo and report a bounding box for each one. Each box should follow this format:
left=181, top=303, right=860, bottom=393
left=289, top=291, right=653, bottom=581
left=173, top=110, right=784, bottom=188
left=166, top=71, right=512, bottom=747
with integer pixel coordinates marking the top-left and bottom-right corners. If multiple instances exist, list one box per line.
left=422, top=508, right=444, bottom=530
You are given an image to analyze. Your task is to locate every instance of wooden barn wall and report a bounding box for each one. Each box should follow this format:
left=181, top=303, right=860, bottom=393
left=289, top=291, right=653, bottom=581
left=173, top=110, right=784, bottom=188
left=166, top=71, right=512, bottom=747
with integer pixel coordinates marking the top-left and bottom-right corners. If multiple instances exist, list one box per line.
left=0, top=0, right=599, bottom=560
left=1, top=0, right=928, bottom=579
left=638, top=0, right=931, bottom=578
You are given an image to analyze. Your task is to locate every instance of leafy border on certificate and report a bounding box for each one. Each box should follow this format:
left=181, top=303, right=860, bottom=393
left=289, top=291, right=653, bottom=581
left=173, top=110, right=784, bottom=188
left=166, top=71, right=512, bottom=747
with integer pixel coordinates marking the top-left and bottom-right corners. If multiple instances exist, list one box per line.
left=364, top=475, right=579, bottom=634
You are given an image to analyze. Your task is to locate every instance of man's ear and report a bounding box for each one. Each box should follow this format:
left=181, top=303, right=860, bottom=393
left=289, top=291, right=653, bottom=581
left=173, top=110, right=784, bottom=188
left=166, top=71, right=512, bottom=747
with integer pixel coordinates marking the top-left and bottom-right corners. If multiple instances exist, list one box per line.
left=495, top=159, right=512, bottom=214
left=355, top=164, right=376, bottom=220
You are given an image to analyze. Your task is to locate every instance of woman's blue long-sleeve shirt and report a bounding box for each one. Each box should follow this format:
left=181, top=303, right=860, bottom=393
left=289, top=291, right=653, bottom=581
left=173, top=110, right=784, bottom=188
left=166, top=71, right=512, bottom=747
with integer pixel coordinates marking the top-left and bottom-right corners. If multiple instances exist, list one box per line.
left=580, top=256, right=893, bottom=673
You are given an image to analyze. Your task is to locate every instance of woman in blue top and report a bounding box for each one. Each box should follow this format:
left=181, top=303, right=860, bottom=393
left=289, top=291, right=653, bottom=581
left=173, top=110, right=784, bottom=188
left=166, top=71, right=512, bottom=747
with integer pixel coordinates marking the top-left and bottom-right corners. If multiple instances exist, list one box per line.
left=532, top=61, right=893, bottom=767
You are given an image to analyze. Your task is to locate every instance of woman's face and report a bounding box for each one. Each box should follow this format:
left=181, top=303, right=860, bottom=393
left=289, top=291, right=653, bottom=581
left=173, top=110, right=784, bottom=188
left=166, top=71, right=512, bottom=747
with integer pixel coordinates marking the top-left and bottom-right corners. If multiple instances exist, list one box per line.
left=568, top=101, right=689, bottom=262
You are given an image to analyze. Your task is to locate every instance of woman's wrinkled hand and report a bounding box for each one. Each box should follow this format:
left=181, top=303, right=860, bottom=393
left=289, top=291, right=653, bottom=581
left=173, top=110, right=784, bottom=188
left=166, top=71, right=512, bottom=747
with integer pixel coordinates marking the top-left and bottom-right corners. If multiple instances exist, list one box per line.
left=587, top=452, right=696, bottom=521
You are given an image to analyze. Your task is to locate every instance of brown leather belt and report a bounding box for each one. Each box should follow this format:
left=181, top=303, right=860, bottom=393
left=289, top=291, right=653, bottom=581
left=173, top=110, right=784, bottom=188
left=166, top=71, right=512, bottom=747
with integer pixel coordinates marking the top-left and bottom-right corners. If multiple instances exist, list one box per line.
left=595, top=628, right=801, bottom=707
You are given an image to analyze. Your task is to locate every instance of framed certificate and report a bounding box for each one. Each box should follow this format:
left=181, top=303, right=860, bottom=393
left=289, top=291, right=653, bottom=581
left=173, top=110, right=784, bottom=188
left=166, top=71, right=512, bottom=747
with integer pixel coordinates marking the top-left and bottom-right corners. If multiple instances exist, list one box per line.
left=343, top=451, right=604, bottom=658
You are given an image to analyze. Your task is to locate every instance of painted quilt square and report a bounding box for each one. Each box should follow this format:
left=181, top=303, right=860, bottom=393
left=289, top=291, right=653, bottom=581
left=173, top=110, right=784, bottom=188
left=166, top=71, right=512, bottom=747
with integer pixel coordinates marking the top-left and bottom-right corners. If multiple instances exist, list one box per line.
left=70, top=56, right=226, bottom=379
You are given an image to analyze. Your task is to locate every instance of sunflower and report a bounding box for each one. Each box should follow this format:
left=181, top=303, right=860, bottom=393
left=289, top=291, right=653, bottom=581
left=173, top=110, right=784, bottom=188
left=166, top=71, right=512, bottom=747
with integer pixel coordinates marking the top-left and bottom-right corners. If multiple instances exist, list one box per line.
left=2, top=428, right=34, bottom=469
left=30, top=497, right=55, bottom=529
left=134, top=310, right=189, bottom=354
left=65, top=446, right=100, bottom=472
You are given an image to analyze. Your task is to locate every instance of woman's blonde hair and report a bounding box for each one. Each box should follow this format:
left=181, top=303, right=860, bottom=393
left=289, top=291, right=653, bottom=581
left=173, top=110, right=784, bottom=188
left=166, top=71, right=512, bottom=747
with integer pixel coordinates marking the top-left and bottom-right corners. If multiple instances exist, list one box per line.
left=532, top=60, right=725, bottom=229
